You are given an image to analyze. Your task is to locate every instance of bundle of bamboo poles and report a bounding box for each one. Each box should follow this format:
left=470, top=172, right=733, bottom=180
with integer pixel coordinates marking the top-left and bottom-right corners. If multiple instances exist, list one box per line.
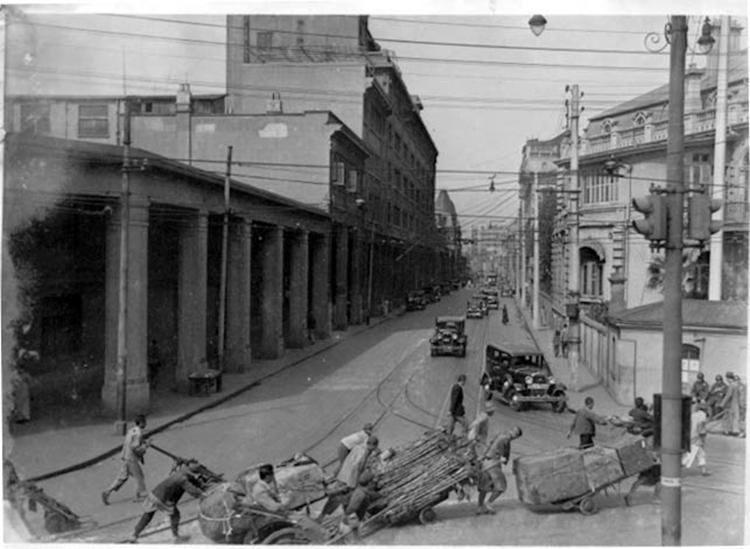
left=359, top=430, right=476, bottom=537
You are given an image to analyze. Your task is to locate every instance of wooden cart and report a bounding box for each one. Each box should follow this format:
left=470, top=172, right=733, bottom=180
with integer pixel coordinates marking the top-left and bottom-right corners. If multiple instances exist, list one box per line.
left=513, top=435, right=656, bottom=515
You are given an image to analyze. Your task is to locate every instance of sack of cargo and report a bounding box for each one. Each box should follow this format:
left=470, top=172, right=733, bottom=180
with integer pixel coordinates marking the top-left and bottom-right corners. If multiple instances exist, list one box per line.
left=580, top=446, right=624, bottom=491
left=237, top=455, right=326, bottom=510
left=513, top=448, right=589, bottom=505
left=198, top=481, right=254, bottom=543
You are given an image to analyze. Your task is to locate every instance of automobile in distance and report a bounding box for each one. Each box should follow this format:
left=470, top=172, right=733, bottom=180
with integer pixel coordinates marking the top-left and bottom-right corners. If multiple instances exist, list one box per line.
left=430, top=316, right=468, bottom=357
left=466, top=299, right=484, bottom=319
left=480, top=343, right=567, bottom=413
left=421, top=286, right=440, bottom=303
left=472, top=294, right=489, bottom=316
left=500, top=286, right=515, bottom=297
left=405, top=290, right=427, bottom=311
left=486, top=294, right=499, bottom=310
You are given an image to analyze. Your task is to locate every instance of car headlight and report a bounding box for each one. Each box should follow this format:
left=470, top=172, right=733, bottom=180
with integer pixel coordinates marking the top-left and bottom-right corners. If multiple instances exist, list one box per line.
left=548, top=377, right=555, bottom=385
left=525, top=376, right=533, bottom=385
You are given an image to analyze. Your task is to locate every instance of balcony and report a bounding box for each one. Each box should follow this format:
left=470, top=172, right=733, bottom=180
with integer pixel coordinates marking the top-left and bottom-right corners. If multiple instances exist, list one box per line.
left=581, top=106, right=748, bottom=156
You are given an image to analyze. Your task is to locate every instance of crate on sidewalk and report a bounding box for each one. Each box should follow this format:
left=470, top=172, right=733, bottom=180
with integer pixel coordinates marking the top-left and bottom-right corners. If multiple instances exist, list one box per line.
left=513, top=447, right=589, bottom=505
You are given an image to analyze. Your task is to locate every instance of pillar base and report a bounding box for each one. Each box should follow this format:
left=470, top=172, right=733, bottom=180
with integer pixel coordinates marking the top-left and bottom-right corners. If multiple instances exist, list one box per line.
left=100, top=378, right=150, bottom=417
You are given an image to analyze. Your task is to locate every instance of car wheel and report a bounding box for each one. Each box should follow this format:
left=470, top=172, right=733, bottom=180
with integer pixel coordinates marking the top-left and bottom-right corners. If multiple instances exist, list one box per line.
left=551, top=391, right=567, bottom=413
left=508, top=391, right=523, bottom=412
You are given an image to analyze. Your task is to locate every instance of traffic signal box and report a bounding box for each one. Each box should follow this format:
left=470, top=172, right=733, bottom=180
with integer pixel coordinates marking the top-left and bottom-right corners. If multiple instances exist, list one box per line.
left=687, top=192, right=722, bottom=242
left=652, top=393, right=692, bottom=453
left=632, top=190, right=668, bottom=243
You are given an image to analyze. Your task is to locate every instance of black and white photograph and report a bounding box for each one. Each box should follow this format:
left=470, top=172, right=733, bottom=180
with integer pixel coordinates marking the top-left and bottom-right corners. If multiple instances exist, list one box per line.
left=1, top=0, right=747, bottom=545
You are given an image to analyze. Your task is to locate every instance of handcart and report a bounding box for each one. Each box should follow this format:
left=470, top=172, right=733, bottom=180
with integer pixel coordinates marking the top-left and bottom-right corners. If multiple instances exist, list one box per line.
left=513, top=434, right=656, bottom=515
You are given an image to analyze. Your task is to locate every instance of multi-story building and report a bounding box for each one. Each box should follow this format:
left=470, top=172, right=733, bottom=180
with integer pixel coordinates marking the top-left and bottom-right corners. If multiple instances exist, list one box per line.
left=225, top=15, right=443, bottom=306
left=434, top=189, right=463, bottom=282
left=551, top=21, right=748, bottom=404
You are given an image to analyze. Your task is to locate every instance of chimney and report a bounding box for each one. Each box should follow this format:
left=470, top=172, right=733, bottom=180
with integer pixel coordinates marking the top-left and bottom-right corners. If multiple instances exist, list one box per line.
left=266, top=92, right=283, bottom=114
left=176, top=83, right=192, bottom=113
left=684, top=63, right=704, bottom=114
left=608, top=266, right=627, bottom=315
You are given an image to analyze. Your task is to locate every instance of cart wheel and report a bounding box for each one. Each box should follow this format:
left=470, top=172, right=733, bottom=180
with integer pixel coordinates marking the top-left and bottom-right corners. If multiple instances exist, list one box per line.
left=578, top=497, right=598, bottom=516
left=419, top=507, right=437, bottom=525
left=261, top=526, right=312, bottom=545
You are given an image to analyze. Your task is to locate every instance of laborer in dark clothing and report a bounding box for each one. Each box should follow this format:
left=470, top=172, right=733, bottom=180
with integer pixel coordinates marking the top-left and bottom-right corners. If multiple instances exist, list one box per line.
left=501, top=305, right=509, bottom=325
left=344, top=471, right=378, bottom=520
left=476, top=426, right=522, bottom=514
left=707, top=375, right=728, bottom=417
left=628, top=397, right=654, bottom=437
left=567, top=397, right=610, bottom=449
left=447, top=374, right=467, bottom=436
left=127, top=460, right=204, bottom=543
left=690, top=372, right=710, bottom=403
left=552, top=329, right=561, bottom=357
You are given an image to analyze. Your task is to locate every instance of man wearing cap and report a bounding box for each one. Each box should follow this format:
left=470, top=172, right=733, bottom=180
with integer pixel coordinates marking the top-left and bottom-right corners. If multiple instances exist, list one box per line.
left=690, top=372, right=710, bottom=403
left=251, top=464, right=289, bottom=513
left=336, top=423, right=375, bottom=475
left=126, top=460, right=204, bottom=543
left=338, top=436, right=379, bottom=489
left=567, top=397, right=610, bottom=449
left=707, top=374, right=728, bottom=418
left=476, top=427, right=523, bottom=514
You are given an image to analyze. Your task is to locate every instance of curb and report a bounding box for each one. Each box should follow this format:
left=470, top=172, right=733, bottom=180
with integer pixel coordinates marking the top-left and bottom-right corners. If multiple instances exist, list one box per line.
left=25, top=310, right=402, bottom=484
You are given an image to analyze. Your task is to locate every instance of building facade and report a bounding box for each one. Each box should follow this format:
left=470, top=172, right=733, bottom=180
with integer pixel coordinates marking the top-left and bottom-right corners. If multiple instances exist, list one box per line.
left=434, top=189, right=463, bottom=283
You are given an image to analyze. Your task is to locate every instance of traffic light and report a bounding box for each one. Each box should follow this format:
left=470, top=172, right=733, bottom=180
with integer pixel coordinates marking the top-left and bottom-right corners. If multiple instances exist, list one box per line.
left=687, top=192, right=722, bottom=242
left=652, top=394, right=692, bottom=453
left=631, top=190, right=667, bottom=242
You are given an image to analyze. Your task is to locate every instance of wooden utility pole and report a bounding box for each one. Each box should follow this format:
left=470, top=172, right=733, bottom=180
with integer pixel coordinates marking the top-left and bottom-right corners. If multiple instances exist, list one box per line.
left=566, top=84, right=582, bottom=389
left=116, top=99, right=131, bottom=435
left=218, top=146, right=233, bottom=371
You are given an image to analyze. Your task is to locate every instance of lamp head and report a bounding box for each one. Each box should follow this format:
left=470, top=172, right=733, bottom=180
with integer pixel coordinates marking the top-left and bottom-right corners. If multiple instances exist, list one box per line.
left=697, top=17, right=715, bottom=54
left=355, top=198, right=366, bottom=209
left=528, top=14, right=547, bottom=37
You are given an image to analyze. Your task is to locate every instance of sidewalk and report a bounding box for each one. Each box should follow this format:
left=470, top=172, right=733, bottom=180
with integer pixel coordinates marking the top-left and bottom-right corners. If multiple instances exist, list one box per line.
left=8, top=308, right=405, bottom=483
left=513, top=300, right=631, bottom=419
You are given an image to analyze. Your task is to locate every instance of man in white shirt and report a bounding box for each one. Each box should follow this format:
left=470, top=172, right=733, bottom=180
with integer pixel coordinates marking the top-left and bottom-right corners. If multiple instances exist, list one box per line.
left=682, top=401, right=710, bottom=476
left=102, top=414, right=149, bottom=505
left=336, top=423, right=374, bottom=475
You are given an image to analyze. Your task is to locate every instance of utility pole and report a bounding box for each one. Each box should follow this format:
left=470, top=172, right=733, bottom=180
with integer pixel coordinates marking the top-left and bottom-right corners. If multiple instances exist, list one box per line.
left=532, top=172, right=540, bottom=329
left=116, top=99, right=132, bottom=435
left=217, top=146, right=232, bottom=371
left=520, top=195, right=526, bottom=306
left=566, top=84, right=582, bottom=389
left=662, top=15, right=687, bottom=546
left=709, top=16, right=729, bottom=300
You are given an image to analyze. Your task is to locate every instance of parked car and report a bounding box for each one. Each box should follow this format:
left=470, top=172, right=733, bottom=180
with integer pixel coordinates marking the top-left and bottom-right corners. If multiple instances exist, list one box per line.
left=466, top=299, right=484, bottom=319
left=430, top=316, right=468, bottom=357
left=480, top=343, right=567, bottom=413
left=406, top=290, right=427, bottom=311
left=422, top=285, right=441, bottom=303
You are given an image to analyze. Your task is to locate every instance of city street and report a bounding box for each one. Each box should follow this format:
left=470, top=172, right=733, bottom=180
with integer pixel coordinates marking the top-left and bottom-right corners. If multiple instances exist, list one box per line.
left=23, top=288, right=744, bottom=545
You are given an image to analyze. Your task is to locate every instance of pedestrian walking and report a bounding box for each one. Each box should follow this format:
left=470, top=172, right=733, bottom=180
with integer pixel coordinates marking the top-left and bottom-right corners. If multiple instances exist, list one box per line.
left=690, top=372, right=710, bottom=403
left=552, top=329, right=561, bottom=358
left=720, top=372, right=741, bottom=436
left=501, top=305, right=509, bottom=325
left=335, top=423, right=375, bottom=475
left=102, top=415, right=149, bottom=505
left=447, top=374, right=468, bottom=436
left=476, top=426, right=522, bottom=514
left=566, top=397, right=610, bottom=449
left=561, top=323, right=570, bottom=358
left=707, top=375, right=728, bottom=418
left=126, top=460, right=204, bottom=543
left=682, top=401, right=710, bottom=476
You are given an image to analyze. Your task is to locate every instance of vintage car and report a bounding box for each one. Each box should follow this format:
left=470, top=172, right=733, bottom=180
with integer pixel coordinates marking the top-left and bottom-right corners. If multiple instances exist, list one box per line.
left=486, top=294, right=499, bottom=310
left=406, top=290, right=428, bottom=311
left=500, top=286, right=515, bottom=298
left=466, top=299, right=484, bottom=319
left=472, top=294, right=489, bottom=316
left=480, top=343, right=567, bottom=412
left=429, top=316, right=468, bottom=357
left=422, top=285, right=441, bottom=303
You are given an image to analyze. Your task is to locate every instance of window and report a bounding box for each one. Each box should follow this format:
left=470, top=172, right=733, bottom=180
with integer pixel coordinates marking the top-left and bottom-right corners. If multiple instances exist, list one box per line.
left=243, top=16, right=251, bottom=62
left=257, top=31, right=273, bottom=51
left=582, top=170, right=618, bottom=204
left=580, top=248, right=603, bottom=297
left=331, top=160, right=345, bottom=186
left=20, top=103, right=50, bottom=134
left=78, top=104, right=109, bottom=138
left=346, top=169, right=359, bottom=193
left=681, top=344, right=701, bottom=387
left=686, top=153, right=712, bottom=189
left=633, top=111, right=647, bottom=126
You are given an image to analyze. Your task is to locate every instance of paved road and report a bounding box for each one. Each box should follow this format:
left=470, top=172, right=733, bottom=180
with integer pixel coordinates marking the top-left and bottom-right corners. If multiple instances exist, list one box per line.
left=46, top=288, right=745, bottom=545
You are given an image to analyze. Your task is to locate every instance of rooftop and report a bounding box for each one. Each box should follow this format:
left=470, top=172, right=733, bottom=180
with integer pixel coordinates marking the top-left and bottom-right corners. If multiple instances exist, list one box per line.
left=609, top=299, right=748, bottom=330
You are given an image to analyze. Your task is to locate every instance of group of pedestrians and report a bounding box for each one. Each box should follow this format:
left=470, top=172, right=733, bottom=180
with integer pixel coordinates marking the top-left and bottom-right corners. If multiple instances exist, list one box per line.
left=691, top=371, right=746, bottom=437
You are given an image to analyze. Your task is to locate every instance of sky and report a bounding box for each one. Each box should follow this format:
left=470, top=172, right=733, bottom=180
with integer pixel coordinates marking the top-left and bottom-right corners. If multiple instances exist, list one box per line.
left=4, top=0, right=748, bottom=232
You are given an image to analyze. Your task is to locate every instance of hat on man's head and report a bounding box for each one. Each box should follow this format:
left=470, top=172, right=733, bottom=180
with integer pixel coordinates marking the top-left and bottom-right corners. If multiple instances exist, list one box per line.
left=726, top=372, right=735, bottom=380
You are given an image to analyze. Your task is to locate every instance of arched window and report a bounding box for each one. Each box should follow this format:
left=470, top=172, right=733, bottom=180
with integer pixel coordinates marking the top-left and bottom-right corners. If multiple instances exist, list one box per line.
left=681, top=343, right=701, bottom=388
left=602, top=119, right=613, bottom=134
left=633, top=112, right=647, bottom=126
left=580, top=247, right=603, bottom=297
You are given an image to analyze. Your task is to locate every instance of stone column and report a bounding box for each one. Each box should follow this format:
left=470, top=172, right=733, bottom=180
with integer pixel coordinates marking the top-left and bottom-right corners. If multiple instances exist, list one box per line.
left=311, top=232, right=331, bottom=339
left=608, top=266, right=628, bottom=315
left=176, top=210, right=208, bottom=392
left=225, top=217, right=252, bottom=372
left=350, top=233, right=363, bottom=325
left=260, top=226, right=284, bottom=358
left=333, top=225, right=349, bottom=330
left=102, top=196, right=150, bottom=415
left=287, top=230, right=309, bottom=348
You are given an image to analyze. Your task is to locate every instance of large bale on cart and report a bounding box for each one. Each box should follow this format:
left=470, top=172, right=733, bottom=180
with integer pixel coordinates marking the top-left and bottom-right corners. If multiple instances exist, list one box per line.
left=236, top=455, right=326, bottom=510
left=606, top=435, right=656, bottom=477
left=513, top=448, right=590, bottom=505
left=198, top=481, right=254, bottom=544
left=581, top=446, right=624, bottom=491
